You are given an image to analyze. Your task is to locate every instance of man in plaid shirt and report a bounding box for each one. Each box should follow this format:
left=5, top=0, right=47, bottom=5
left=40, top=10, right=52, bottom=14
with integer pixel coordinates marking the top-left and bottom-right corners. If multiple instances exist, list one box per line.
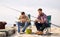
left=35, top=8, right=48, bottom=35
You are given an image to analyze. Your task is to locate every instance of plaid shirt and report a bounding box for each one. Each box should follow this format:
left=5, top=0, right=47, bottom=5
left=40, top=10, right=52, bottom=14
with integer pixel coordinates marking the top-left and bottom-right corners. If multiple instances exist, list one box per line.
left=37, top=13, right=48, bottom=23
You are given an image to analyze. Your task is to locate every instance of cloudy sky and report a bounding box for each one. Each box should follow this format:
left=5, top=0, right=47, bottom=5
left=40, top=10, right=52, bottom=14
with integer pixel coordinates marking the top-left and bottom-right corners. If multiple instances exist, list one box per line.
left=0, top=0, right=60, bottom=9
left=0, top=0, right=60, bottom=26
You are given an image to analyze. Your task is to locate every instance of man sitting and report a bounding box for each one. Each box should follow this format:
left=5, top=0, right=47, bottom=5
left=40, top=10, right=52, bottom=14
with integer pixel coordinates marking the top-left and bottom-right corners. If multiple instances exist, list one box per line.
left=35, top=8, right=48, bottom=35
left=17, top=12, right=30, bottom=33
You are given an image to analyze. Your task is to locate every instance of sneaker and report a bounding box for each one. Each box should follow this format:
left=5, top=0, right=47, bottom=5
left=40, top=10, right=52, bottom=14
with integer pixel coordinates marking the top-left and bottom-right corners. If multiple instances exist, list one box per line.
left=20, top=31, right=25, bottom=34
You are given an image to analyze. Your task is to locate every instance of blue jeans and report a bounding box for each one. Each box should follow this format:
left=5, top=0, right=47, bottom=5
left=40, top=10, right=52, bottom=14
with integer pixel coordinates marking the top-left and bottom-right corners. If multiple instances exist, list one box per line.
left=17, top=22, right=29, bottom=33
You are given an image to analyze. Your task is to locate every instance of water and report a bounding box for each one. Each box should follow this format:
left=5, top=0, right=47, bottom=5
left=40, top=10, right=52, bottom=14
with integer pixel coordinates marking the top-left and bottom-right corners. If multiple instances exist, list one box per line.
left=0, top=6, right=60, bottom=27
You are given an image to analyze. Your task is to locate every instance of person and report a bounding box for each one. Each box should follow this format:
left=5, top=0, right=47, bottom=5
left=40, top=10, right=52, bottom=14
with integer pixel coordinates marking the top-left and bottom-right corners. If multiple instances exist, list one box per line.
left=35, top=8, right=48, bottom=35
left=17, top=12, right=30, bottom=33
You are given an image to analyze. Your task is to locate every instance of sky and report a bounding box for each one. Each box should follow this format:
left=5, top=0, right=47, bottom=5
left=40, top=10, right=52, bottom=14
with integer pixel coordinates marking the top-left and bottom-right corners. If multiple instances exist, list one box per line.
left=0, top=0, right=60, bottom=27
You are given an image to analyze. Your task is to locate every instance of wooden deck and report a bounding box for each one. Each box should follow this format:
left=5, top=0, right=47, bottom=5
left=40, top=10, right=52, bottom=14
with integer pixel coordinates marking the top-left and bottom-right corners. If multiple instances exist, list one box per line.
left=8, top=32, right=60, bottom=37
left=9, top=26, right=60, bottom=37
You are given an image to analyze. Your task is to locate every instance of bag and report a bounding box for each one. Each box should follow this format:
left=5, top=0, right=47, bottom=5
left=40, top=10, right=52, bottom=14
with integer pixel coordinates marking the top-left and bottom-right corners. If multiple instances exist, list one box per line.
left=25, top=29, right=32, bottom=34
left=25, top=26, right=32, bottom=34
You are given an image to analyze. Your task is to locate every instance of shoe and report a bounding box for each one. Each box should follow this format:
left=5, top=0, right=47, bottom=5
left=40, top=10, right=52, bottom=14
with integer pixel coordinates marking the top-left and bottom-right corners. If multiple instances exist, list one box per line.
left=35, top=31, right=43, bottom=35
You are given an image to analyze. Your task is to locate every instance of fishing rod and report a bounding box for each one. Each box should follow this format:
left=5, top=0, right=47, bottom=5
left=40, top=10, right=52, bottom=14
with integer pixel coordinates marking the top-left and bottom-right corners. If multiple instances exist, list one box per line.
left=3, top=5, right=21, bottom=12
left=31, top=20, right=60, bottom=28
left=51, top=23, right=60, bottom=28
left=3, top=5, right=37, bottom=18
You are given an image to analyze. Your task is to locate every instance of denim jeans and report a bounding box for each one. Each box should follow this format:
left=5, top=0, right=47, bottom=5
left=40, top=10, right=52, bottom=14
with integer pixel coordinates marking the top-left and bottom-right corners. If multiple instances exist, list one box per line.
left=17, top=22, right=29, bottom=33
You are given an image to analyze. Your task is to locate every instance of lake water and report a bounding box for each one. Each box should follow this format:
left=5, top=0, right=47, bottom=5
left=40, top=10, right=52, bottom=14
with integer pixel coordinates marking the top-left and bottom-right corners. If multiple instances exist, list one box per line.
left=0, top=6, right=60, bottom=27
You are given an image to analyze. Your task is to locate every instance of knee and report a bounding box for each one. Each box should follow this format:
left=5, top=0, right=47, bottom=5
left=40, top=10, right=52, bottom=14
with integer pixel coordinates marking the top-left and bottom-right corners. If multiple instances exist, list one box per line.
left=35, top=22, right=38, bottom=25
left=25, top=22, right=30, bottom=25
left=17, top=22, right=22, bottom=26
